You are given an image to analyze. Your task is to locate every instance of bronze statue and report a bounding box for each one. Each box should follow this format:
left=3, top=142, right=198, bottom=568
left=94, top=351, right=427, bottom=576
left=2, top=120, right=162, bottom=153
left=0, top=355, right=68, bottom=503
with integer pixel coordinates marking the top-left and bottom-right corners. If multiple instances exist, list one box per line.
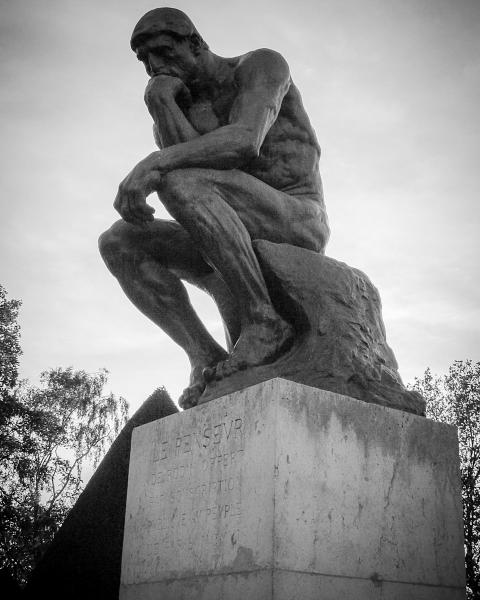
left=99, top=7, right=329, bottom=407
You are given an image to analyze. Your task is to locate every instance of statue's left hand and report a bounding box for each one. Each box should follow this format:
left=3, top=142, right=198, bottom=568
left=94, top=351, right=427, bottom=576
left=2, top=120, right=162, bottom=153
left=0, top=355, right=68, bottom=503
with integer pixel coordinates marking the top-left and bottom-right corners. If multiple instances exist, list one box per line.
left=114, top=152, right=162, bottom=225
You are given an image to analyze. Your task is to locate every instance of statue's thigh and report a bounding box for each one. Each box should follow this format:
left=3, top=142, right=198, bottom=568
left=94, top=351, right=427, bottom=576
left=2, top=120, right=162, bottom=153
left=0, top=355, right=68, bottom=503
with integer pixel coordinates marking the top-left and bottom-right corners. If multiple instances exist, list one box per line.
left=210, top=170, right=318, bottom=246
left=124, top=218, right=213, bottom=278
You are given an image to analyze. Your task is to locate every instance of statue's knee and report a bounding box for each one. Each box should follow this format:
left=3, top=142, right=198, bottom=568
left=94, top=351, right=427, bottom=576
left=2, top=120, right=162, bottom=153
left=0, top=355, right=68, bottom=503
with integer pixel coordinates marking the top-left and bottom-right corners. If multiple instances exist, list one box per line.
left=98, top=228, right=115, bottom=263
left=98, top=221, right=130, bottom=274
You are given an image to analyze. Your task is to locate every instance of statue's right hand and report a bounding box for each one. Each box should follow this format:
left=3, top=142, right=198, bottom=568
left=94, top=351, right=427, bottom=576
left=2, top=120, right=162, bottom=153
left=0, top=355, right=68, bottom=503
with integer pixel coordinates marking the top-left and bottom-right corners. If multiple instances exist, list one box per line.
left=114, top=153, right=161, bottom=226
left=144, top=75, right=192, bottom=109
left=114, top=182, right=155, bottom=226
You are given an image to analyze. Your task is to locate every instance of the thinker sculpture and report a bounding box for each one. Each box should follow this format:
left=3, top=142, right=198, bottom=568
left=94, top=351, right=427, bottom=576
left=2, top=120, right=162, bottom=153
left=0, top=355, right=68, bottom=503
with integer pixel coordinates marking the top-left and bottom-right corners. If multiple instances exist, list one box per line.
left=99, top=7, right=329, bottom=406
left=100, top=7, right=424, bottom=415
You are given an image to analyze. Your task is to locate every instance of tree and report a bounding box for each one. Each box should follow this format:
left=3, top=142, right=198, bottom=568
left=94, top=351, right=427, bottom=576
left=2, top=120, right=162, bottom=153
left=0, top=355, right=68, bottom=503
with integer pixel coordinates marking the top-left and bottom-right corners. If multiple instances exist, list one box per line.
left=0, top=286, right=129, bottom=586
left=0, top=284, right=22, bottom=393
left=0, top=368, right=129, bottom=586
left=411, top=360, right=480, bottom=599
left=0, top=285, right=24, bottom=465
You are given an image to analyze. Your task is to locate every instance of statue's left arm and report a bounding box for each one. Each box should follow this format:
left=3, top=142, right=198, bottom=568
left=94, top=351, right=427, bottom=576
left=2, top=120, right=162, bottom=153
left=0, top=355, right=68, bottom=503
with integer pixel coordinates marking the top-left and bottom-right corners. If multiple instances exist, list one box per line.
left=114, top=50, right=291, bottom=224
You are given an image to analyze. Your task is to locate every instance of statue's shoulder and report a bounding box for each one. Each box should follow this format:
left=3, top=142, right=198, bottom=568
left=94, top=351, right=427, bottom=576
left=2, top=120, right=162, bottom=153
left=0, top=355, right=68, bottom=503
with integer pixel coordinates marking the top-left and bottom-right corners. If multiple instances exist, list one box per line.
left=235, top=48, right=290, bottom=84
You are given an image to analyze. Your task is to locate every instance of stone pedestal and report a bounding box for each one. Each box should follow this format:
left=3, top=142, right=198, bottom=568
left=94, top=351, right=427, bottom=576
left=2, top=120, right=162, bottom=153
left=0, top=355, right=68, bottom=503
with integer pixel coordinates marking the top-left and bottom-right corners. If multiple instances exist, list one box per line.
left=120, top=379, right=465, bottom=599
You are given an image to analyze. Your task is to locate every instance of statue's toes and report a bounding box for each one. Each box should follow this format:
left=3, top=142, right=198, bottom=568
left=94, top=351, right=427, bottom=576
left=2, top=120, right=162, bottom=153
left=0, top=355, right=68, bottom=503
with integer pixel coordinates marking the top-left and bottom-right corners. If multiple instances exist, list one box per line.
left=179, top=384, right=204, bottom=409
left=202, top=366, right=216, bottom=383
left=208, top=358, right=247, bottom=382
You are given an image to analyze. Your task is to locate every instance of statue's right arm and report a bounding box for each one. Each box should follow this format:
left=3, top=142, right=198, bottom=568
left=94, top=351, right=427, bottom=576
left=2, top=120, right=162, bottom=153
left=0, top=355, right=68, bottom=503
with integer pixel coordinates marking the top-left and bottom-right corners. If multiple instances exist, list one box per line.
left=144, top=75, right=200, bottom=148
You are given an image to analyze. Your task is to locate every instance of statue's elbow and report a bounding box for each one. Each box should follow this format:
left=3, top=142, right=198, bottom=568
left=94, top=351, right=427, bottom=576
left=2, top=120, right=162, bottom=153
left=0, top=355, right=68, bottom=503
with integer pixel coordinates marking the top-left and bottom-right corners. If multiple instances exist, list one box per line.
left=240, top=138, right=260, bottom=161
left=225, top=128, right=260, bottom=163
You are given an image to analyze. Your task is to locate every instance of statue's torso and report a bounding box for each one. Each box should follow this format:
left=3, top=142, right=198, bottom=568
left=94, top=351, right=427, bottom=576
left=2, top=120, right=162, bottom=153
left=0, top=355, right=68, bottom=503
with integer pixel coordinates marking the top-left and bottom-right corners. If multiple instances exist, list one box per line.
left=186, top=77, right=323, bottom=199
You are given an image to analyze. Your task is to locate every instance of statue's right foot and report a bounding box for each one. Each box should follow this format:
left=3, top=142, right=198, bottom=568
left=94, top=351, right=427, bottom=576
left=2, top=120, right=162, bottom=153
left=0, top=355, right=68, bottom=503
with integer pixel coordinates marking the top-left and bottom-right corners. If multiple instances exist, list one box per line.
left=179, top=350, right=228, bottom=409
left=178, top=381, right=204, bottom=409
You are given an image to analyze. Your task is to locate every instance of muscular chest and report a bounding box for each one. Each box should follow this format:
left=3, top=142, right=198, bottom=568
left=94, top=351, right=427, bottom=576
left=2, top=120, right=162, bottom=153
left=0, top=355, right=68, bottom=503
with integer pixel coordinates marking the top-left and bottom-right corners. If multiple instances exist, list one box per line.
left=186, top=88, right=236, bottom=134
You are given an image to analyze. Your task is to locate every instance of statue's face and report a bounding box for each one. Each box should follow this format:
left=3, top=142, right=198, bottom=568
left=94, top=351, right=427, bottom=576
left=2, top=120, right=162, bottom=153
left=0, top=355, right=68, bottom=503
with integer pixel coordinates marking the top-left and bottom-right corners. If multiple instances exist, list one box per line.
left=135, top=32, right=198, bottom=82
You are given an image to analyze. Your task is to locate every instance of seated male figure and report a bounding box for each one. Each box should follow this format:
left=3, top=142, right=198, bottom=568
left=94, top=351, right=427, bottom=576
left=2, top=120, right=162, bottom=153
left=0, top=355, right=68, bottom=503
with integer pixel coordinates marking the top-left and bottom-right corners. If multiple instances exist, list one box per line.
left=99, top=8, right=330, bottom=407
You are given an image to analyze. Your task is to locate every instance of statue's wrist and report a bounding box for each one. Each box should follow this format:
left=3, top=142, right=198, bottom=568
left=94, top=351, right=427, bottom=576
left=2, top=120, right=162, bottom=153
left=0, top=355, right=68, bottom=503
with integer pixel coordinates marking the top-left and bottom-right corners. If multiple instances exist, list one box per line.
left=146, top=93, right=176, bottom=113
left=149, top=150, right=167, bottom=173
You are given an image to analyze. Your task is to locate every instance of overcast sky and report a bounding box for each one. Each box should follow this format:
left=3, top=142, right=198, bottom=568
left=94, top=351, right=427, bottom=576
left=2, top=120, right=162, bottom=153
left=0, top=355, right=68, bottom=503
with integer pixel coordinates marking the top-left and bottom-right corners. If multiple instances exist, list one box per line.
left=1, top=0, right=479, bottom=415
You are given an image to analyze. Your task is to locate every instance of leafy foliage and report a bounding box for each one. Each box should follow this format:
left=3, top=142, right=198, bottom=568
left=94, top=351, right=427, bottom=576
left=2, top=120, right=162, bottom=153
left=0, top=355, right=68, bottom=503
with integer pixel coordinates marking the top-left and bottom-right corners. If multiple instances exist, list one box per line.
left=0, top=287, right=129, bottom=586
left=0, top=284, right=22, bottom=393
left=411, top=360, right=480, bottom=599
left=0, top=285, right=24, bottom=467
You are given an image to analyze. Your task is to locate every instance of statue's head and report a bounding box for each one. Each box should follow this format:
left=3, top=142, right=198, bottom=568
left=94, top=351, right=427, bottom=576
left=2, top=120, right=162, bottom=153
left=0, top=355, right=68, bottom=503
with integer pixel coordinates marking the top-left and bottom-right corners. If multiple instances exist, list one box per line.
left=131, top=8, right=209, bottom=81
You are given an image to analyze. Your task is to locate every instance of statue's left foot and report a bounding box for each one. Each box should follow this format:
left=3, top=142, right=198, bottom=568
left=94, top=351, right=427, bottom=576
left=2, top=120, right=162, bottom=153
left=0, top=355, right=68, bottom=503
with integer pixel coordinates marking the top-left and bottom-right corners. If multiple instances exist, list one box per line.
left=204, top=315, right=293, bottom=382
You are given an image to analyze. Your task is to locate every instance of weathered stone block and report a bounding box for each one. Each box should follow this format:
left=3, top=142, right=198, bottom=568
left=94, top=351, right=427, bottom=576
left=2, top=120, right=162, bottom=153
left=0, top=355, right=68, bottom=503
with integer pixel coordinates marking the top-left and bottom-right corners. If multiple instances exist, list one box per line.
left=120, top=379, right=465, bottom=599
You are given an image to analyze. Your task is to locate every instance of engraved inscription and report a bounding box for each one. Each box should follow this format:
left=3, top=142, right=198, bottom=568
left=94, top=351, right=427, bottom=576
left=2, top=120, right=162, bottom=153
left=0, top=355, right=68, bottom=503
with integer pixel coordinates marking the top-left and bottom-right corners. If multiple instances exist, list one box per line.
left=128, top=410, right=248, bottom=579
left=152, top=416, right=244, bottom=461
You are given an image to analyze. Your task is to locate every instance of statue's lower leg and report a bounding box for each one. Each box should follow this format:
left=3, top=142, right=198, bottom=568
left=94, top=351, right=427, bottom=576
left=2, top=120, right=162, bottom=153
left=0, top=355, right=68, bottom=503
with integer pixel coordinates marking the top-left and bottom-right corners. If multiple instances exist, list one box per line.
left=189, top=271, right=242, bottom=352
left=108, top=254, right=228, bottom=405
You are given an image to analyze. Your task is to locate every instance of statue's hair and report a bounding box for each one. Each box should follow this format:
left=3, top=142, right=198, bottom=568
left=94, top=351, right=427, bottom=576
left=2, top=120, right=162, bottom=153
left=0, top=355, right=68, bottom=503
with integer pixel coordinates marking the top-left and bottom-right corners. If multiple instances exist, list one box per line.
left=130, top=8, right=209, bottom=51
